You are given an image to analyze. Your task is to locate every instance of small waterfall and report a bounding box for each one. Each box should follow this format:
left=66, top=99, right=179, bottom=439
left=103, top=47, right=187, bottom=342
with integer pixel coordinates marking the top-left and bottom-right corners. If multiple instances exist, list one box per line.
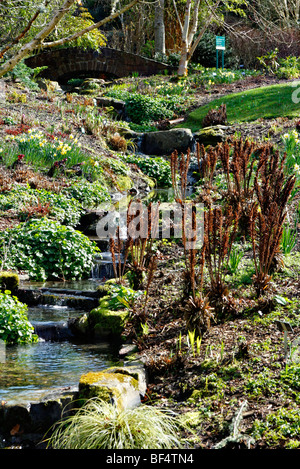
left=91, top=252, right=124, bottom=280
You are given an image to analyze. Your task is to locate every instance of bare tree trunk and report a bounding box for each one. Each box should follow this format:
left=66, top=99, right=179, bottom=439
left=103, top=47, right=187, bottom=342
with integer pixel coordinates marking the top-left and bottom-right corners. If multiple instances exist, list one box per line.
left=176, top=0, right=221, bottom=77
left=177, top=0, right=196, bottom=77
left=177, top=42, right=189, bottom=76
left=154, top=0, right=166, bottom=56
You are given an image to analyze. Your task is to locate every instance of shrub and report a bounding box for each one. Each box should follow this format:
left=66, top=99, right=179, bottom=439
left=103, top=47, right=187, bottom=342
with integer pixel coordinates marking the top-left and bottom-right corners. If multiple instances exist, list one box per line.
left=0, top=291, right=38, bottom=344
left=62, top=178, right=110, bottom=208
left=0, top=218, right=99, bottom=281
left=125, top=155, right=172, bottom=187
left=125, top=93, right=174, bottom=124
left=0, top=186, right=84, bottom=226
left=47, top=398, right=183, bottom=449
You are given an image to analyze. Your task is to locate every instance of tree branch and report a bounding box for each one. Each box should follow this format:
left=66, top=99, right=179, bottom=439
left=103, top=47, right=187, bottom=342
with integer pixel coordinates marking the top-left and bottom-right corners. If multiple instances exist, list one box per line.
left=172, top=0, right=183, bottom=34
left=42, top=0, right=140, bottom=49
left=0, top=0, right=76, bottom=77
left=0, top=1, right=51, bottom=59
left=188, top=0, right=221, bottom=60
left=0, top=0, right=140, bottom=78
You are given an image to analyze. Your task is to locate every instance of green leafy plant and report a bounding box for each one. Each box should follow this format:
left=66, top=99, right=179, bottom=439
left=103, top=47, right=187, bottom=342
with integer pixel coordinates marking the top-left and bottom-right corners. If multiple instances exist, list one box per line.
left=257, top=51, right=300, bottom=79
left=0, top=186, right=84, bottom=226
left=105, top=88, right=186, bottom=126
left=257, top=48, right=280, bottom=75
left=7, top=60, right=47, bottom=90
left=0, top=291, right=38, bottom=344
left=0, top=218, right=99, bottom=281
left=62, top=178, right=110, bottom=208
left=281, top=225, right=298, bottom=254
left=251, top=407, right=300, bottom=448
left=227, top=245, right=244, bottom=274
left=125, top=155, right=172, bottom=187
left=108, top=283, right=142, bottom=310
left=125, top=93, right=174, bottom=124
left=47, top=398, right=183, bottom=449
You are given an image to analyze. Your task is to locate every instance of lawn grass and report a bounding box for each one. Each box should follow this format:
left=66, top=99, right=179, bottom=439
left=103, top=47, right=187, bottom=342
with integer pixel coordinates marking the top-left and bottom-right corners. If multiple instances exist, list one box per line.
left=179, top=82, right=300, bottom=132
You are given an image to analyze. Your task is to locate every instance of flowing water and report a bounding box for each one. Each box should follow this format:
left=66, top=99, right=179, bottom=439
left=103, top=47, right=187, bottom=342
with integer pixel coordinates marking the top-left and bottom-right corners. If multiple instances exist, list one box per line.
left=0, top=275, right=120, bottom=405
left=0, top=187, right=192, bottom=405
left=0, top=339, right=119, bottom=405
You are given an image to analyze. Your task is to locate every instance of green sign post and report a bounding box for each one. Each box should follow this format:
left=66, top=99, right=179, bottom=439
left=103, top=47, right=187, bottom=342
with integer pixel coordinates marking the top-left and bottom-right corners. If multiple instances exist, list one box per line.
left=216, top=36, right=225, bottom=70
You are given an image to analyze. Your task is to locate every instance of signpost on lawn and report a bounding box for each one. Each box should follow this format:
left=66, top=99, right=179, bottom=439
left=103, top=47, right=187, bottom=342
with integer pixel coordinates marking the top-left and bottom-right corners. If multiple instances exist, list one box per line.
left=216, top=36, right=225, bottom=70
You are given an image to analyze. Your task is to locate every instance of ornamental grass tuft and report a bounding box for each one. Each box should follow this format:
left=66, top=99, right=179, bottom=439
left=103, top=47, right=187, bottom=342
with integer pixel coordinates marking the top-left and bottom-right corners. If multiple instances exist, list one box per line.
left=47, top=398, right=183, bottom=449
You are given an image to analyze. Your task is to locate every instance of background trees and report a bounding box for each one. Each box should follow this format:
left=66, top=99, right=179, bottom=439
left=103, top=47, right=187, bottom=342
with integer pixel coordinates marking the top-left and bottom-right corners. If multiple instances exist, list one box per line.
left=0, top=0, right=139, bottom=78
left=0, top=0, right=299, bottom=79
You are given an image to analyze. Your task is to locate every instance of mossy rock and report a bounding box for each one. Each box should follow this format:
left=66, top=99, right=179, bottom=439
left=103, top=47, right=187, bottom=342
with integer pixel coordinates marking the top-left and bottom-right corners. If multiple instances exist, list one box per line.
left=115, top=175, right=133, bottom=191
left=78, top=368, right=140, bottom=409
left=78, top=79, right=106, bottom=96
left=88, top=299, right=129, bottom=338
left=0, top=272, right=19, bottom=293
left=194, top=125, right=230, bottom=147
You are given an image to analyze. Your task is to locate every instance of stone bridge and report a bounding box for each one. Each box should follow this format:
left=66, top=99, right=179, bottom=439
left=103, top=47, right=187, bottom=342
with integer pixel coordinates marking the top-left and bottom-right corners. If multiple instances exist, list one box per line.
left=26, top=47, right=174, bottom=83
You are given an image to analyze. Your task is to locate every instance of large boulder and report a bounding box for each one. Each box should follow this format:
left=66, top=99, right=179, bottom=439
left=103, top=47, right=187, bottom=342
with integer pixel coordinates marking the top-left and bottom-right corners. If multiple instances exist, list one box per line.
left=141, top=128, right=194, bottom=156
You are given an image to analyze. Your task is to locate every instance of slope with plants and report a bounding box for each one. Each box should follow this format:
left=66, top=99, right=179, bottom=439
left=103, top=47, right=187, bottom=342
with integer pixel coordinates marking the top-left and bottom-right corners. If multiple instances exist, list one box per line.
left=0, top=62, right=300, bottom=449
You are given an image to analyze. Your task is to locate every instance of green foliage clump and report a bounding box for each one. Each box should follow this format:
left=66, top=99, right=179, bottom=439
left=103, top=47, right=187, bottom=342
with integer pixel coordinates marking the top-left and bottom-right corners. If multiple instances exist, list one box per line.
left=0, top=186, right=84, bottom=226
left=124, top=155, right=172, bottom=187
left=62, top=178, right=110, bottom=209
left=47, top=5, right=106, bottom=51
left=251, top=407, right=300, bottom=448
left=257, top=49, right=300, bottom=79
left=47, top=398, right=183, bottom=449
left=0, top=218, right=99, bottom=281
left=105, top=87, right=186, bottom=126
left=125, top=93, right=174, bottom=124
left=0, top=291, right=38, bottom=345
left=6, top=60, right=47, bottom=90
left=108, top=283, right=143, bottom=310
left=32, top=190, right=83, bottom=226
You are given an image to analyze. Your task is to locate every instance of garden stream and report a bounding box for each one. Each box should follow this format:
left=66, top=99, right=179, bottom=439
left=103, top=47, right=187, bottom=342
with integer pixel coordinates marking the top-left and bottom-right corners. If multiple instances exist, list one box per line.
left=0, top=186, right=137, bottom=406
left=0, top=275, right=120, bottom=406
left=0, top=155, right=197, bottom=406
